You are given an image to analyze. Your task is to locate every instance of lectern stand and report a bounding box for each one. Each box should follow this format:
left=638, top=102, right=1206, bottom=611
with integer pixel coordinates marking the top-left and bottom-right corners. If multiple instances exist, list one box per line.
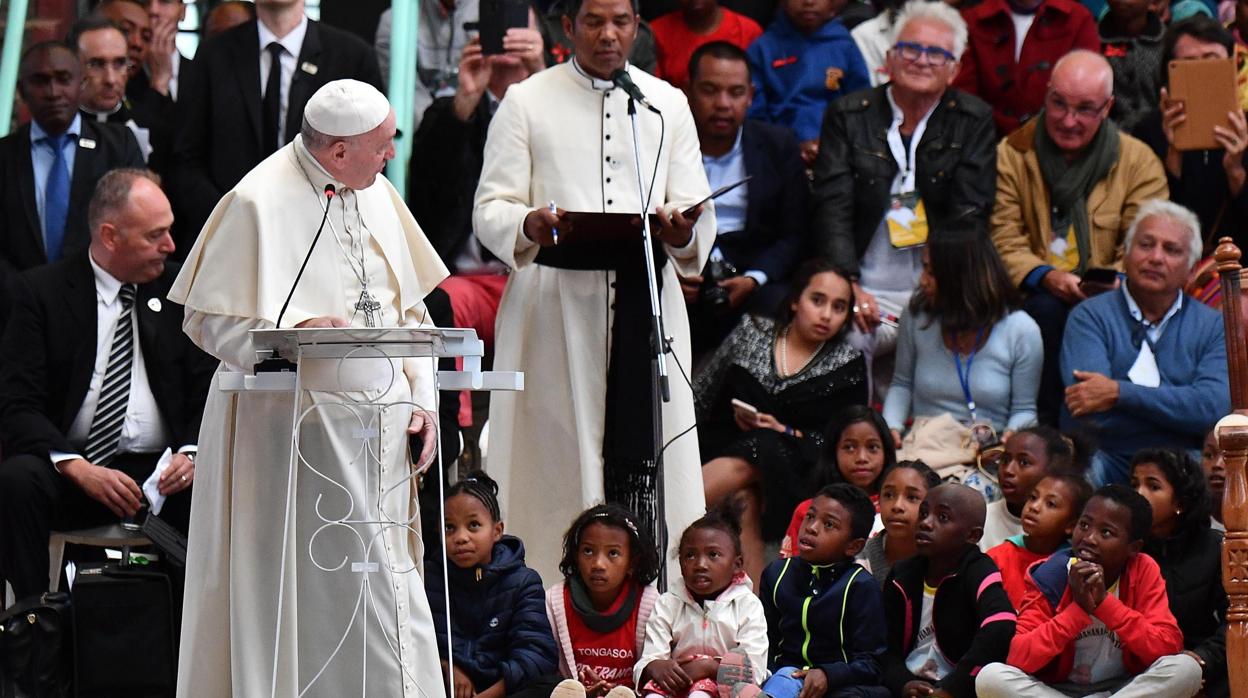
left=216, top=327, right=521, bottom=698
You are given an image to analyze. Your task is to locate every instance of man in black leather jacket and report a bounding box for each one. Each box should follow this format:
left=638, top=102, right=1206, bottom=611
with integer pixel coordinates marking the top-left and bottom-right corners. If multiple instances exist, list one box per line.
left=810, top=0, right=996, bottom=397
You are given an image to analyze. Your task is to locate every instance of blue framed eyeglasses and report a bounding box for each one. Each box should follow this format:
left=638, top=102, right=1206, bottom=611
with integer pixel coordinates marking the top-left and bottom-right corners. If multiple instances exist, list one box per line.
left=892, top=41, right=957, bottom=67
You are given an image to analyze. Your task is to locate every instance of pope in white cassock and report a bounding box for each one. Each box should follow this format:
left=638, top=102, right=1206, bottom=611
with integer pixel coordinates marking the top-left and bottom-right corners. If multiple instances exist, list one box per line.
left=474, top=0, right=716, bottom=579
left=169, top=80, right=448, bottom=698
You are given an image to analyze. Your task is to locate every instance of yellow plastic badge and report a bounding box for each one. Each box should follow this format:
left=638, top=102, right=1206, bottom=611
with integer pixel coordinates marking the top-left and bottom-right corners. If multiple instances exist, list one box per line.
left=887, top=193, right=928, bottom=248
left=825, top=67, right=844, bottom=91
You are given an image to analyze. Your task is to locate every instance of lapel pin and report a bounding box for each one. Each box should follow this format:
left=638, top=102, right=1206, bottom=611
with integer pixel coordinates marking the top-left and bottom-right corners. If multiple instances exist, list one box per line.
left=147, top=297, right=162, bottom=313
left=301, top=62, right=318, bottom=75
left=79, top=138, right=97, bottom=149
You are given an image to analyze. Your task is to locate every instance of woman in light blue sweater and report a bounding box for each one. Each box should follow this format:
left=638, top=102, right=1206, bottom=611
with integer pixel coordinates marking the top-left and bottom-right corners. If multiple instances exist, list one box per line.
left=883, top=227, right=1043, bottom=444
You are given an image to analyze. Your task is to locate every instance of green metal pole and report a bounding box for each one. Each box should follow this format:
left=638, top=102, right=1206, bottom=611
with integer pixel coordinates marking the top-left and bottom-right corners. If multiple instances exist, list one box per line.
left=0, top=0, right=31, bottom=134
left=386, top=0, right=419, bottom=196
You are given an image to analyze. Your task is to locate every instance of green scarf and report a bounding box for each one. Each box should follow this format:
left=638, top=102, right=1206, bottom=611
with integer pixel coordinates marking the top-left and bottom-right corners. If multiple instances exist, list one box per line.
left=1033, top=112, right=1120, bottom=275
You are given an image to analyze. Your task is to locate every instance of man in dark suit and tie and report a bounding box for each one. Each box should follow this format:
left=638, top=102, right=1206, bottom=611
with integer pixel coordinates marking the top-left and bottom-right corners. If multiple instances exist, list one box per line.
left=680, top=41, right=811, bottom=354
left=172, top=0, right=384, bottom=240
left=0, top=168, right=215, bottom=599
left=0, top=41, right=145, bottom=282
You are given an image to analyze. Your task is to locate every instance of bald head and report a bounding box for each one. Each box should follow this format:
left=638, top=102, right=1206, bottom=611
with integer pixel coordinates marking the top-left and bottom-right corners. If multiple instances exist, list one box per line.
left=929, top=483, right=987, bottom=528
left=1052, top=49, right=1113, bottom=101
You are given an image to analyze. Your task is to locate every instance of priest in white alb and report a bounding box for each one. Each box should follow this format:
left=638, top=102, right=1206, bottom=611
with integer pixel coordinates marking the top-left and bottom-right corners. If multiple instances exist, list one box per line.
left=474, top=0, right=715, bottom=579
left=169, top=80, right=448, bottom=698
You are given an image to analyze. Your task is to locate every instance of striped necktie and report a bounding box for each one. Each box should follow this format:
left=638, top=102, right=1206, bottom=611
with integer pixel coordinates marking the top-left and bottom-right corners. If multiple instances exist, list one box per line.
left=84, top=283, right=137, bottom=466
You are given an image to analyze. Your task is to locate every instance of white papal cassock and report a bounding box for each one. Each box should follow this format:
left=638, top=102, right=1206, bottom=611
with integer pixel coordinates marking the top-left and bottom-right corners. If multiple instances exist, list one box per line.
left=473, top=60, right=716, bottom=580
left=169, top=136, right=448, bottom=698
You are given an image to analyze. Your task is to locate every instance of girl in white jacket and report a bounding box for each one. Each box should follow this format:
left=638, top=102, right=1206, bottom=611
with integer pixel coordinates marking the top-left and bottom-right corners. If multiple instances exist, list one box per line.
left=635, top=506, right=770, bottom=698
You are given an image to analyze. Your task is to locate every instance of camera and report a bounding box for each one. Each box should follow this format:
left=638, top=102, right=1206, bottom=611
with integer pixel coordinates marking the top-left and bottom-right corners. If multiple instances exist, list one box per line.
left=700, top=258, right=740, bottom=316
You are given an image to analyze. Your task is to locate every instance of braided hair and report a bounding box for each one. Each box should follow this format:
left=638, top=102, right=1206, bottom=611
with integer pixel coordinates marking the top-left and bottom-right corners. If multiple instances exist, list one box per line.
left=446, top=470, right=502, bottom=523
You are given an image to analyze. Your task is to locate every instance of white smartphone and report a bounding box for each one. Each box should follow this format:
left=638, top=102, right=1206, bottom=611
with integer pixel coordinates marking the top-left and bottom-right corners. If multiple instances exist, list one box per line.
left=731, top=398, right=759, bottom=416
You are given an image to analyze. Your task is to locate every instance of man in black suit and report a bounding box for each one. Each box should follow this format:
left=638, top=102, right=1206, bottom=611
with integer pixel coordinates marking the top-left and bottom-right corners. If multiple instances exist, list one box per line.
left=680, top=41, right=810, bottom=355
left=172, top=0, right=384, bottom=241
left=70, top=15, right=175, bottom=177
left=0, top=168, right=215, bottom=599
left=0, top=41, right=145, bottom=281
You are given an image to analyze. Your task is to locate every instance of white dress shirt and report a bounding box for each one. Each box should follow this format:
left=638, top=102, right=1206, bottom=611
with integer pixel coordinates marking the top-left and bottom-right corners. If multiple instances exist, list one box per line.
left=50, top=255, right=186, bottom=467
left=258, top=14, right=309, bottom=145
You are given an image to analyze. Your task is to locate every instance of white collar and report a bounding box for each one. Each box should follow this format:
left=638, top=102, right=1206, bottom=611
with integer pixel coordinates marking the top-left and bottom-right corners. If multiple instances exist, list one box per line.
left=572, top=58, right=625, bottom=91
left=1122, top=281, right=1183, bottom=328
left=88, top=251, right=127, bottom=305
left=293, top=135, right=349, bottom=194
left=885, top=85, right=940, bottom=131
left=258, top=14, right=309, bottom=60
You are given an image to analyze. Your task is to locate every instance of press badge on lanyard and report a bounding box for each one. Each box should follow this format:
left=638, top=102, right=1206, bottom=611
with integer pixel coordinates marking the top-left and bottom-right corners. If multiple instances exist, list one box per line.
left=886, top=117, right=929, bottom=249
left=952, top=328, right=996, bottom=446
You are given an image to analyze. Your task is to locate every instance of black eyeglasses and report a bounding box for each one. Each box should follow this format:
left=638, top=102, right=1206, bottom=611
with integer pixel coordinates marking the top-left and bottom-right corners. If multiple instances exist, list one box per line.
left=892, top=41, right=957, bottom=67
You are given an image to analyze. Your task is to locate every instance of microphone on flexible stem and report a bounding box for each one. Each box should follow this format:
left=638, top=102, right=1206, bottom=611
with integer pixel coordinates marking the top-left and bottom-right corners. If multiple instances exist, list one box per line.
left=610, top=69, right=661, bottom=114
left=259, top=183, right=336, bottom=373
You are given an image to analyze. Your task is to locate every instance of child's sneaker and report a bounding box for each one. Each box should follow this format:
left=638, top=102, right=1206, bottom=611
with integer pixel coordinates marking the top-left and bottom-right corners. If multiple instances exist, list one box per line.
left=551, top=679, right=587, bottom=698
left=603, top=686, right=636, bottom=698
left=730, top=683, right=768, bottom=698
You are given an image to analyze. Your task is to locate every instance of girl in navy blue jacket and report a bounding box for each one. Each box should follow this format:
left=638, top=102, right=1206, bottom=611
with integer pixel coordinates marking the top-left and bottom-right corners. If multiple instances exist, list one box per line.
left=426, top=471, right=558, bottom=698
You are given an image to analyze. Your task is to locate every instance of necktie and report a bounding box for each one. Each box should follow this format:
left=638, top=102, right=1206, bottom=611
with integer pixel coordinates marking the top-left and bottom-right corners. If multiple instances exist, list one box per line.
left=43, top=133, right=70, bottom=262
left=263, top=42, right=285, bottom=154
left=84, top=284, right=137, bottom=466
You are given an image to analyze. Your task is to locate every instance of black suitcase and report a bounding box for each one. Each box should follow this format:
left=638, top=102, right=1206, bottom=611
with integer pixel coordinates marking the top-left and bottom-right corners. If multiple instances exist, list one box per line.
left=70, top=563, right=175, bottom=698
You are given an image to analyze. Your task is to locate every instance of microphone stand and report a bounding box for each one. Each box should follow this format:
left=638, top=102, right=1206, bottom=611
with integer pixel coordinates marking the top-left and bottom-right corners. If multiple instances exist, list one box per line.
left=626, top=95, right=671, bottom=589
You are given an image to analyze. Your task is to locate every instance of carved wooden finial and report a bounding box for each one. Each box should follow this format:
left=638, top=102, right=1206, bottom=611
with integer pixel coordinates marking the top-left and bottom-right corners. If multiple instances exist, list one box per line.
left=1216, top=236, right=1243, bottom=272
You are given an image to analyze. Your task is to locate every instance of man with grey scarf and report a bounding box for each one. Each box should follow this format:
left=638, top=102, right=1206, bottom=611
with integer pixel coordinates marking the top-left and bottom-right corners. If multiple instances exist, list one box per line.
left=990, top=50, right=1168, bottom=425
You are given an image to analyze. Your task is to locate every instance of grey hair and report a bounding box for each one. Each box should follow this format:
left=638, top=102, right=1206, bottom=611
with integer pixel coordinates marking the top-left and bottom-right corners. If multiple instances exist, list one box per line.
left=890, top=0, right=968, bottom=61
left=88, top=168, right=161, bottom=235
left=1052, top=49, right=1114, bottom=99
left=1124, top=198, right=1203, bottom=270
left=300, top=117, right=346, bottom=152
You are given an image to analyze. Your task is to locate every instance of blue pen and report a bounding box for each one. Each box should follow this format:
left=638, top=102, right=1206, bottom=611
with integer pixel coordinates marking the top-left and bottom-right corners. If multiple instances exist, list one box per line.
left=548, top=200, right=559, bottom=244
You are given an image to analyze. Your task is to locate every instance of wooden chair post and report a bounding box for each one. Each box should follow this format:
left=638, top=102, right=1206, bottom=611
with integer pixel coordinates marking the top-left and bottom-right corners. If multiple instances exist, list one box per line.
left=1214, top=238, right=1248, bottom=697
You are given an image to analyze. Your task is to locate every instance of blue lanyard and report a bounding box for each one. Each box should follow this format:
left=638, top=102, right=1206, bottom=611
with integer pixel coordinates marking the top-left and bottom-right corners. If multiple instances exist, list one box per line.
left=950, top=328, right=986, bottom=423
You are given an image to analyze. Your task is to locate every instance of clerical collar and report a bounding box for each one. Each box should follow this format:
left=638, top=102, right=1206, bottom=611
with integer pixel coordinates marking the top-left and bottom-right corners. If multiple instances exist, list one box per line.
left=83, top=100, right=124, bottom=122
left=292, top=134, right=349, bottom=194
left=571, top=58, right=626, bottom=91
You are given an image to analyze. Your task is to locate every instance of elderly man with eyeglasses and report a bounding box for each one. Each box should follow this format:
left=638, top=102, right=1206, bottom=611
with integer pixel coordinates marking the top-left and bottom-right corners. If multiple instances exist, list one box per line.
left=811, top=0, right=996, bottom=400
left=991, top=49, right=1168, bottom=426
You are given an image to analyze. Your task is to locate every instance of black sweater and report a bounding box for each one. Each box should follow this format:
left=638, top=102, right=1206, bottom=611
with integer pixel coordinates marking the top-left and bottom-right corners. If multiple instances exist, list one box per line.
left=1145, top=526, right=1228, bottom=698
left=881, top=546, right=1016, bottom=698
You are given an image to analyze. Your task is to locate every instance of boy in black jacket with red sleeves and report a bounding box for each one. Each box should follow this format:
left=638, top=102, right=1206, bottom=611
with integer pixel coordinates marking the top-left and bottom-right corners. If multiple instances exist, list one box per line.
left=881, top=484, right=1016, bottom=698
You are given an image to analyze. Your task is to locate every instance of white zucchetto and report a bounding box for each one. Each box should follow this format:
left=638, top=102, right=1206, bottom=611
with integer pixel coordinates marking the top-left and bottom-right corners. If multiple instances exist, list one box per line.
left=304, top=79, right=390, bottom=137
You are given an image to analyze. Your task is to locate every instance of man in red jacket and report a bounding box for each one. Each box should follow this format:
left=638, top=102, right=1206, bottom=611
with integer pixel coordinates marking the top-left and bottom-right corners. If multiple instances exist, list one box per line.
left=954, top=0, right=1099, bottom=135
left=975, top=485, right=1204, bottom=697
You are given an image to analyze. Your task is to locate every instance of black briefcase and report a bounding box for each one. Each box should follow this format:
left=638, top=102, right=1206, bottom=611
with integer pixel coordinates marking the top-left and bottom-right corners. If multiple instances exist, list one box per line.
left=70, top=563, right=175, bottom=698
left=0, top=591, right=72, bottom=697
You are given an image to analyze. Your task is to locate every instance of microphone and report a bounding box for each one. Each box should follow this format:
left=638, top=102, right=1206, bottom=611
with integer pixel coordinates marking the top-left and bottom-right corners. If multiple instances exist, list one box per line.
left=275, top=183, right=336, bottom=330
left=610, top=69, right=661, bottom=114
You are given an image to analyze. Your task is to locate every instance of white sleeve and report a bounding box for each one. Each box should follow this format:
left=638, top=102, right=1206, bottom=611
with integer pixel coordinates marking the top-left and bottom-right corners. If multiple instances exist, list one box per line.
left=634, top=592, right=679, bottom=687
left=183, top=310, right=270, bottom=373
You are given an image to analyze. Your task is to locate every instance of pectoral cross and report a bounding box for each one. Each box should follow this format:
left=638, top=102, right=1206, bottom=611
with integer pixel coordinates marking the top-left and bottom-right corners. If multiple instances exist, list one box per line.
left=355, top=288, right=382, bottom=327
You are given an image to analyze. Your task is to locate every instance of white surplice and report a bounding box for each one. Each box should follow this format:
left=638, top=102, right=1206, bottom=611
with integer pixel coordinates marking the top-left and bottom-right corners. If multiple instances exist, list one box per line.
left=169, top=137, right=449, bottom=698
left=473, top=61, right=715, bottom=579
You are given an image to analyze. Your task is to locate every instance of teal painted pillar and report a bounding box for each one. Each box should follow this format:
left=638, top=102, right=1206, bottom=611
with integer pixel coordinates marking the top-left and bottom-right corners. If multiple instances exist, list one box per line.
left=386, top=0, right=419, bottom=196
left=0, top=0, right=31, bottom=134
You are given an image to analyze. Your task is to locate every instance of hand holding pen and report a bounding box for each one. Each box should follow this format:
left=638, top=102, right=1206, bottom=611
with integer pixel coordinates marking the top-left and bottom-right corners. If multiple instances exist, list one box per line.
left=522, top=201, right=568, bottom=247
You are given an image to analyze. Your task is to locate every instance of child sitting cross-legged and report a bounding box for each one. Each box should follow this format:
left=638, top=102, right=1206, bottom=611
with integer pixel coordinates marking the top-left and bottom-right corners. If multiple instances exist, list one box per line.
left=546, top=504, right=663, bottom=698
left=760, top=483, right=889, bottom=698
left=976, top=485, right=1203, bottom=698
left=634, top=503, right=769, bottom=698
left=881, top=483, right=1016, bottom=698
left=987, top=473, right=1093, bottom=608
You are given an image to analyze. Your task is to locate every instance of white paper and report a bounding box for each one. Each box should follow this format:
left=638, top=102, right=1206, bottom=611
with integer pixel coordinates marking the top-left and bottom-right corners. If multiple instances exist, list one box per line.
left=1127, top=343, right=1161, bottom=388
left=142, top=447, right=173, bottom=515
